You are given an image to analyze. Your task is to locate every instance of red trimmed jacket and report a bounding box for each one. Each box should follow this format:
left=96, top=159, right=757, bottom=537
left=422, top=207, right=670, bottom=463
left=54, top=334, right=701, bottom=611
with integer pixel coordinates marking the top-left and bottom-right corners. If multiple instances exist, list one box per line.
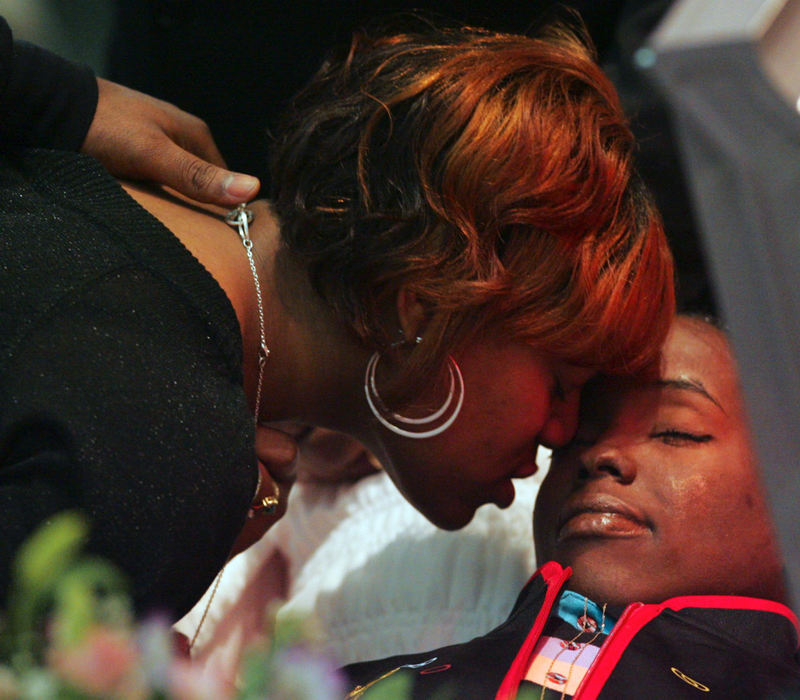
left=344, top=561, right=800, bottom=699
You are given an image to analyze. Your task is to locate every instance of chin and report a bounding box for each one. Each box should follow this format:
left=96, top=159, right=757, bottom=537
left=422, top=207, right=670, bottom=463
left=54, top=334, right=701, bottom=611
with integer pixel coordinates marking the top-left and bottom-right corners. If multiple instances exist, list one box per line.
left=419, top=500, right=476, bottom=531
left=551, top=547, right=656, bottom=606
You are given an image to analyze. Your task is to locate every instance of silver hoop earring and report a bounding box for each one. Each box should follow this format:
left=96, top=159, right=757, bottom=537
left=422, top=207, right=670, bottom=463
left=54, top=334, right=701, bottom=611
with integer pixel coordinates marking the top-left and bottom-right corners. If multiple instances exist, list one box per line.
left=364, top=353, right=464, bottom=439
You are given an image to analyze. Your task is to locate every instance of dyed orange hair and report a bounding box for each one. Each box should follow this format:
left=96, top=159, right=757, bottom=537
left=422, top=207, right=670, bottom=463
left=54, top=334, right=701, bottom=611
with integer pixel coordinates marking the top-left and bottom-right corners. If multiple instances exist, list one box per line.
left=271, top=22, right=674, bottom=402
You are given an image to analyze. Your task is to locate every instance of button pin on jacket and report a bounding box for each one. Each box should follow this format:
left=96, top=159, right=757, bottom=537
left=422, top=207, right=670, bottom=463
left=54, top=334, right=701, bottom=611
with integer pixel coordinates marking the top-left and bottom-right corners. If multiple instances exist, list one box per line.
left=578, top=614, right=598, bottom=633
left=671, top=667, right=710, bottom=692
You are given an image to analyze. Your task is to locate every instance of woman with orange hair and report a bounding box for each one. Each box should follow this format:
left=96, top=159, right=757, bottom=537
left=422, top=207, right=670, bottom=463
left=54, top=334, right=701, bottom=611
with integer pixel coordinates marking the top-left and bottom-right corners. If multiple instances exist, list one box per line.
left=0, top=21, right=673, bottom=620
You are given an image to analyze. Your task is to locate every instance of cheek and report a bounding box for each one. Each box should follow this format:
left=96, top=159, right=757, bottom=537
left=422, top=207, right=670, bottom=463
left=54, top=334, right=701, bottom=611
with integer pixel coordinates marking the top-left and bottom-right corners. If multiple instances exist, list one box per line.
left=452, top=390, right=549, bottom=468
left=655, top=471, right=721, bottom=536
left=533, top=467, right=573, bottom=555
left=463, top=354, right=552, bottom=427
left=638, top=464, right=730, bottom=575
left=654, top=468, right=764, bottom=561
left=469, top=382, right=548, bottom=429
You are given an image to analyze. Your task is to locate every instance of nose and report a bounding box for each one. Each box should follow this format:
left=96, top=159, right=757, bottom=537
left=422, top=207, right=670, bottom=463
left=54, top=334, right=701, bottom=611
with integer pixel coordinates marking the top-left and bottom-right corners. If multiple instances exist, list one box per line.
left=538, top=386, right=581, bottom=449
left=578, top=440, right=637, bottom=484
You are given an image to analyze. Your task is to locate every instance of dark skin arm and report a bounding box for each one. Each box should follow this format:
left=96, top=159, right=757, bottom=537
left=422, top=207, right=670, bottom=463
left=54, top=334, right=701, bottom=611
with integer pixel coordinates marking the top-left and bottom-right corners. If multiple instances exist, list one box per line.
left=0, top=15, right=258, bottom=206
left=83, top=78, right=260, bottom=206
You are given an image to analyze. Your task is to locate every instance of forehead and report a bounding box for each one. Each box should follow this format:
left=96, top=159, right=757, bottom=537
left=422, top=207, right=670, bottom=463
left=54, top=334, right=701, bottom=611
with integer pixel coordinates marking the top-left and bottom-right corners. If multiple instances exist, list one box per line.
left=660, top=318, right=739, bottom=405
left=585, top=318, right=741, bottom=416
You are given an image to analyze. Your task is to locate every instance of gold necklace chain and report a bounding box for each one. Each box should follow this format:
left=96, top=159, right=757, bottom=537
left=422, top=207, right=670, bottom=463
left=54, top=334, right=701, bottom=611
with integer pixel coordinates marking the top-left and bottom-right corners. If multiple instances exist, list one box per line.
left=188, top=565, right=226, bottom=650
left=538, top=597, right=608, bottom=700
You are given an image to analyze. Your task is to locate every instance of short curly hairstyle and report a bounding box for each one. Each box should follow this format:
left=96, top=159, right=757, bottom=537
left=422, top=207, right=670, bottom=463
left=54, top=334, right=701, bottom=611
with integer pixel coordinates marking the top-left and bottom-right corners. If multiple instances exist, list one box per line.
left=270, top=21, right=674, bottom=404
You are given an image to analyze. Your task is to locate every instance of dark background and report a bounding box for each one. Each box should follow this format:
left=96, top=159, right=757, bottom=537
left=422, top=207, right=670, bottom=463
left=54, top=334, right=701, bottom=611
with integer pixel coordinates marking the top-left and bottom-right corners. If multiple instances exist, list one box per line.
left=14, top=0, right=713, bottom=313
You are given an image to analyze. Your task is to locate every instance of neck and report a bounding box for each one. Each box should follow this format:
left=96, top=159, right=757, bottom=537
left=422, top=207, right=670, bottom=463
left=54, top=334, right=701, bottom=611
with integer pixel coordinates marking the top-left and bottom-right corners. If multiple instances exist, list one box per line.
left=263, top=236, right=371, bottom=430
left=119, top=182, right=370, bottom=431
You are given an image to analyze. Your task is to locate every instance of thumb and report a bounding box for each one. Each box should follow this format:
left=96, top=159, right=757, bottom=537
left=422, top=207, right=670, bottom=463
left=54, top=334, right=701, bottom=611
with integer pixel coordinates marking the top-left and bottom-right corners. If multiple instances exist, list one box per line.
left=159, top=145, right=260, bottom=205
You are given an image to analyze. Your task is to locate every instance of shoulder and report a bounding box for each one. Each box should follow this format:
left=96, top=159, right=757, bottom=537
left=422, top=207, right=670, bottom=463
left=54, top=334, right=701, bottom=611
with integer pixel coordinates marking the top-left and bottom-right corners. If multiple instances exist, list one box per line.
left=0, top=270, right=254, bottom=617
left=597, top=597, right=800, bottom=698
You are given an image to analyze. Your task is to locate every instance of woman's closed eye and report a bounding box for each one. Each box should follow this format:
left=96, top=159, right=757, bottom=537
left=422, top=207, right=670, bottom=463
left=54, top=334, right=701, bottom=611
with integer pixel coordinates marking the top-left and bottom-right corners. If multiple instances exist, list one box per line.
left=651, top=429, right=713, bottom=446
left=550, top=376, right=566, bottom=402
left=556, top=427, right=600, bottom=453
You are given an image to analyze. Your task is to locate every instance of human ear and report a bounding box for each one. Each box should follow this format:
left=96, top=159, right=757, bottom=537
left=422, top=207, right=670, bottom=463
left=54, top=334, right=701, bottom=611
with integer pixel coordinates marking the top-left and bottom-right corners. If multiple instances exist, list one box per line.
left=396, top=286, right=428, bottom=344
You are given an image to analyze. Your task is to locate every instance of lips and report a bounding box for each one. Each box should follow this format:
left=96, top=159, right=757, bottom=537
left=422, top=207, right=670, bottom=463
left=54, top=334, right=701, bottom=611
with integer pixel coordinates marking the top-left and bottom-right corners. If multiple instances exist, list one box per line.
left=510, top=462, right=538, bottom=480
left=489, top=461, right=539, bottom=508
left=482, top=457, right=540, bottom=510
left=557, top=494, right=651, bottom=540
left=491, top=479, right=516, bottom=509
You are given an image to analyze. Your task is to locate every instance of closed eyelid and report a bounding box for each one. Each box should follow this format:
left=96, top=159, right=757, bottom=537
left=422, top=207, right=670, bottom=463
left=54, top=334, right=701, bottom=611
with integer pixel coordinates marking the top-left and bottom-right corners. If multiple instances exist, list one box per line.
left=551, top=377, right=566, bottom=402
left=569, top=414, right=608, bottom=444
left=651, top=428, right=713, bottom=443
left=551, top=373, right=588, bottom=403
left=569, top=431, right=600, bottom=450
left=573, top=435, right=596, bottom=446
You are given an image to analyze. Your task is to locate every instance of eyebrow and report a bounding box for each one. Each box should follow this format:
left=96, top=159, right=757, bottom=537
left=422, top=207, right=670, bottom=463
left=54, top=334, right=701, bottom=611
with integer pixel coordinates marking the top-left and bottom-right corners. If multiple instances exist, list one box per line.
left=655, top=377, right=726, bottom=413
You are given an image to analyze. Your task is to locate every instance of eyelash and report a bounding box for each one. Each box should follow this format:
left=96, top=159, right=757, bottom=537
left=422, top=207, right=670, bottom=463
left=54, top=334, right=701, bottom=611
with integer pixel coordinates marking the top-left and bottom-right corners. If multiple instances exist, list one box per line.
left=651, top=429, right=713, bottom=446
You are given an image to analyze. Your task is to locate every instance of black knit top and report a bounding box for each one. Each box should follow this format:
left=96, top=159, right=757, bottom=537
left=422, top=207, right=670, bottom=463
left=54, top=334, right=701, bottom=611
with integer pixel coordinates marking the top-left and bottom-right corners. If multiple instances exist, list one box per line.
left=0, top=149, right=256, bottom=619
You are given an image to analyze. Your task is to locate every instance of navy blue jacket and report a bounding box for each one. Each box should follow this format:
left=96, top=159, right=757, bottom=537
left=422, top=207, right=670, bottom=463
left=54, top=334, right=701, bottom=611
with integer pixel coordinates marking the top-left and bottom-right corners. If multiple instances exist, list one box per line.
left=344, top=561, right=800, bottom=699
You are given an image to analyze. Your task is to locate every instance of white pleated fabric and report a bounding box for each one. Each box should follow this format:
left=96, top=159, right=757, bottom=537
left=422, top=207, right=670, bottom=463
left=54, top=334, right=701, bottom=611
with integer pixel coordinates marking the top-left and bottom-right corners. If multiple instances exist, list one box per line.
left=175, top=451, right=548, bottom=686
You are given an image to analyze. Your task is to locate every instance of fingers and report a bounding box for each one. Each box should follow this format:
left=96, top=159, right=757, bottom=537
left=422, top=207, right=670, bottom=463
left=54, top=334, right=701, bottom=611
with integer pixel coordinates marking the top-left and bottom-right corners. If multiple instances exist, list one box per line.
left=161, top=145, right=260, bottom=205
left=83, top=78, right=260, bottom=206
left=169, top=114, right=228, bottom=168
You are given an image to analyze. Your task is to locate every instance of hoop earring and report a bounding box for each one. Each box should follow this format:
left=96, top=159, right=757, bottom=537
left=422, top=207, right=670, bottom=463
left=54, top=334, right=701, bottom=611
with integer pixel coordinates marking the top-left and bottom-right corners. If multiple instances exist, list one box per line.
left=364, top=353, right=464, bottom=439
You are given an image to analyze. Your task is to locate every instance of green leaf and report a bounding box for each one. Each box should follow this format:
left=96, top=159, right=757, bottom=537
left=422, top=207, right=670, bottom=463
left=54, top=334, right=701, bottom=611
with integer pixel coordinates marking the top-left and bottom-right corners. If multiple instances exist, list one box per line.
left=51, top=557, right=130, bottom=648
left=235, top=643, right=273, bottom=699
left=5, top=513, right=89, bottom=665
left=360, top=670, right=413, bottom=699
left=271, top=611, right=323, bottom=651
left=14, top=512, right=88, bottom=593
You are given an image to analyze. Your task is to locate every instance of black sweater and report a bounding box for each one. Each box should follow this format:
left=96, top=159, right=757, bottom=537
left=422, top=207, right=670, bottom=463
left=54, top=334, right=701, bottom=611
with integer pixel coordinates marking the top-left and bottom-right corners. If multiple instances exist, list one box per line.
left=0, top=16, right=97, bottom=151
left=0, top=149, right=256, bottom=619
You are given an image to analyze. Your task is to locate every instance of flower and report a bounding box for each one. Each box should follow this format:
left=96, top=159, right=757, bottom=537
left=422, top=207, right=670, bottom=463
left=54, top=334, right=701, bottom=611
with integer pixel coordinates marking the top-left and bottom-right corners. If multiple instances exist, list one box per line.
left=47, top=625, right=144, bottom=698
left=1, top=512, right=412, bottom=700
left=168, top=658, right=231, bottom=700
left=0, top=665, right=20, bottom=699
left=269, top=646, right=347, bottom=700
